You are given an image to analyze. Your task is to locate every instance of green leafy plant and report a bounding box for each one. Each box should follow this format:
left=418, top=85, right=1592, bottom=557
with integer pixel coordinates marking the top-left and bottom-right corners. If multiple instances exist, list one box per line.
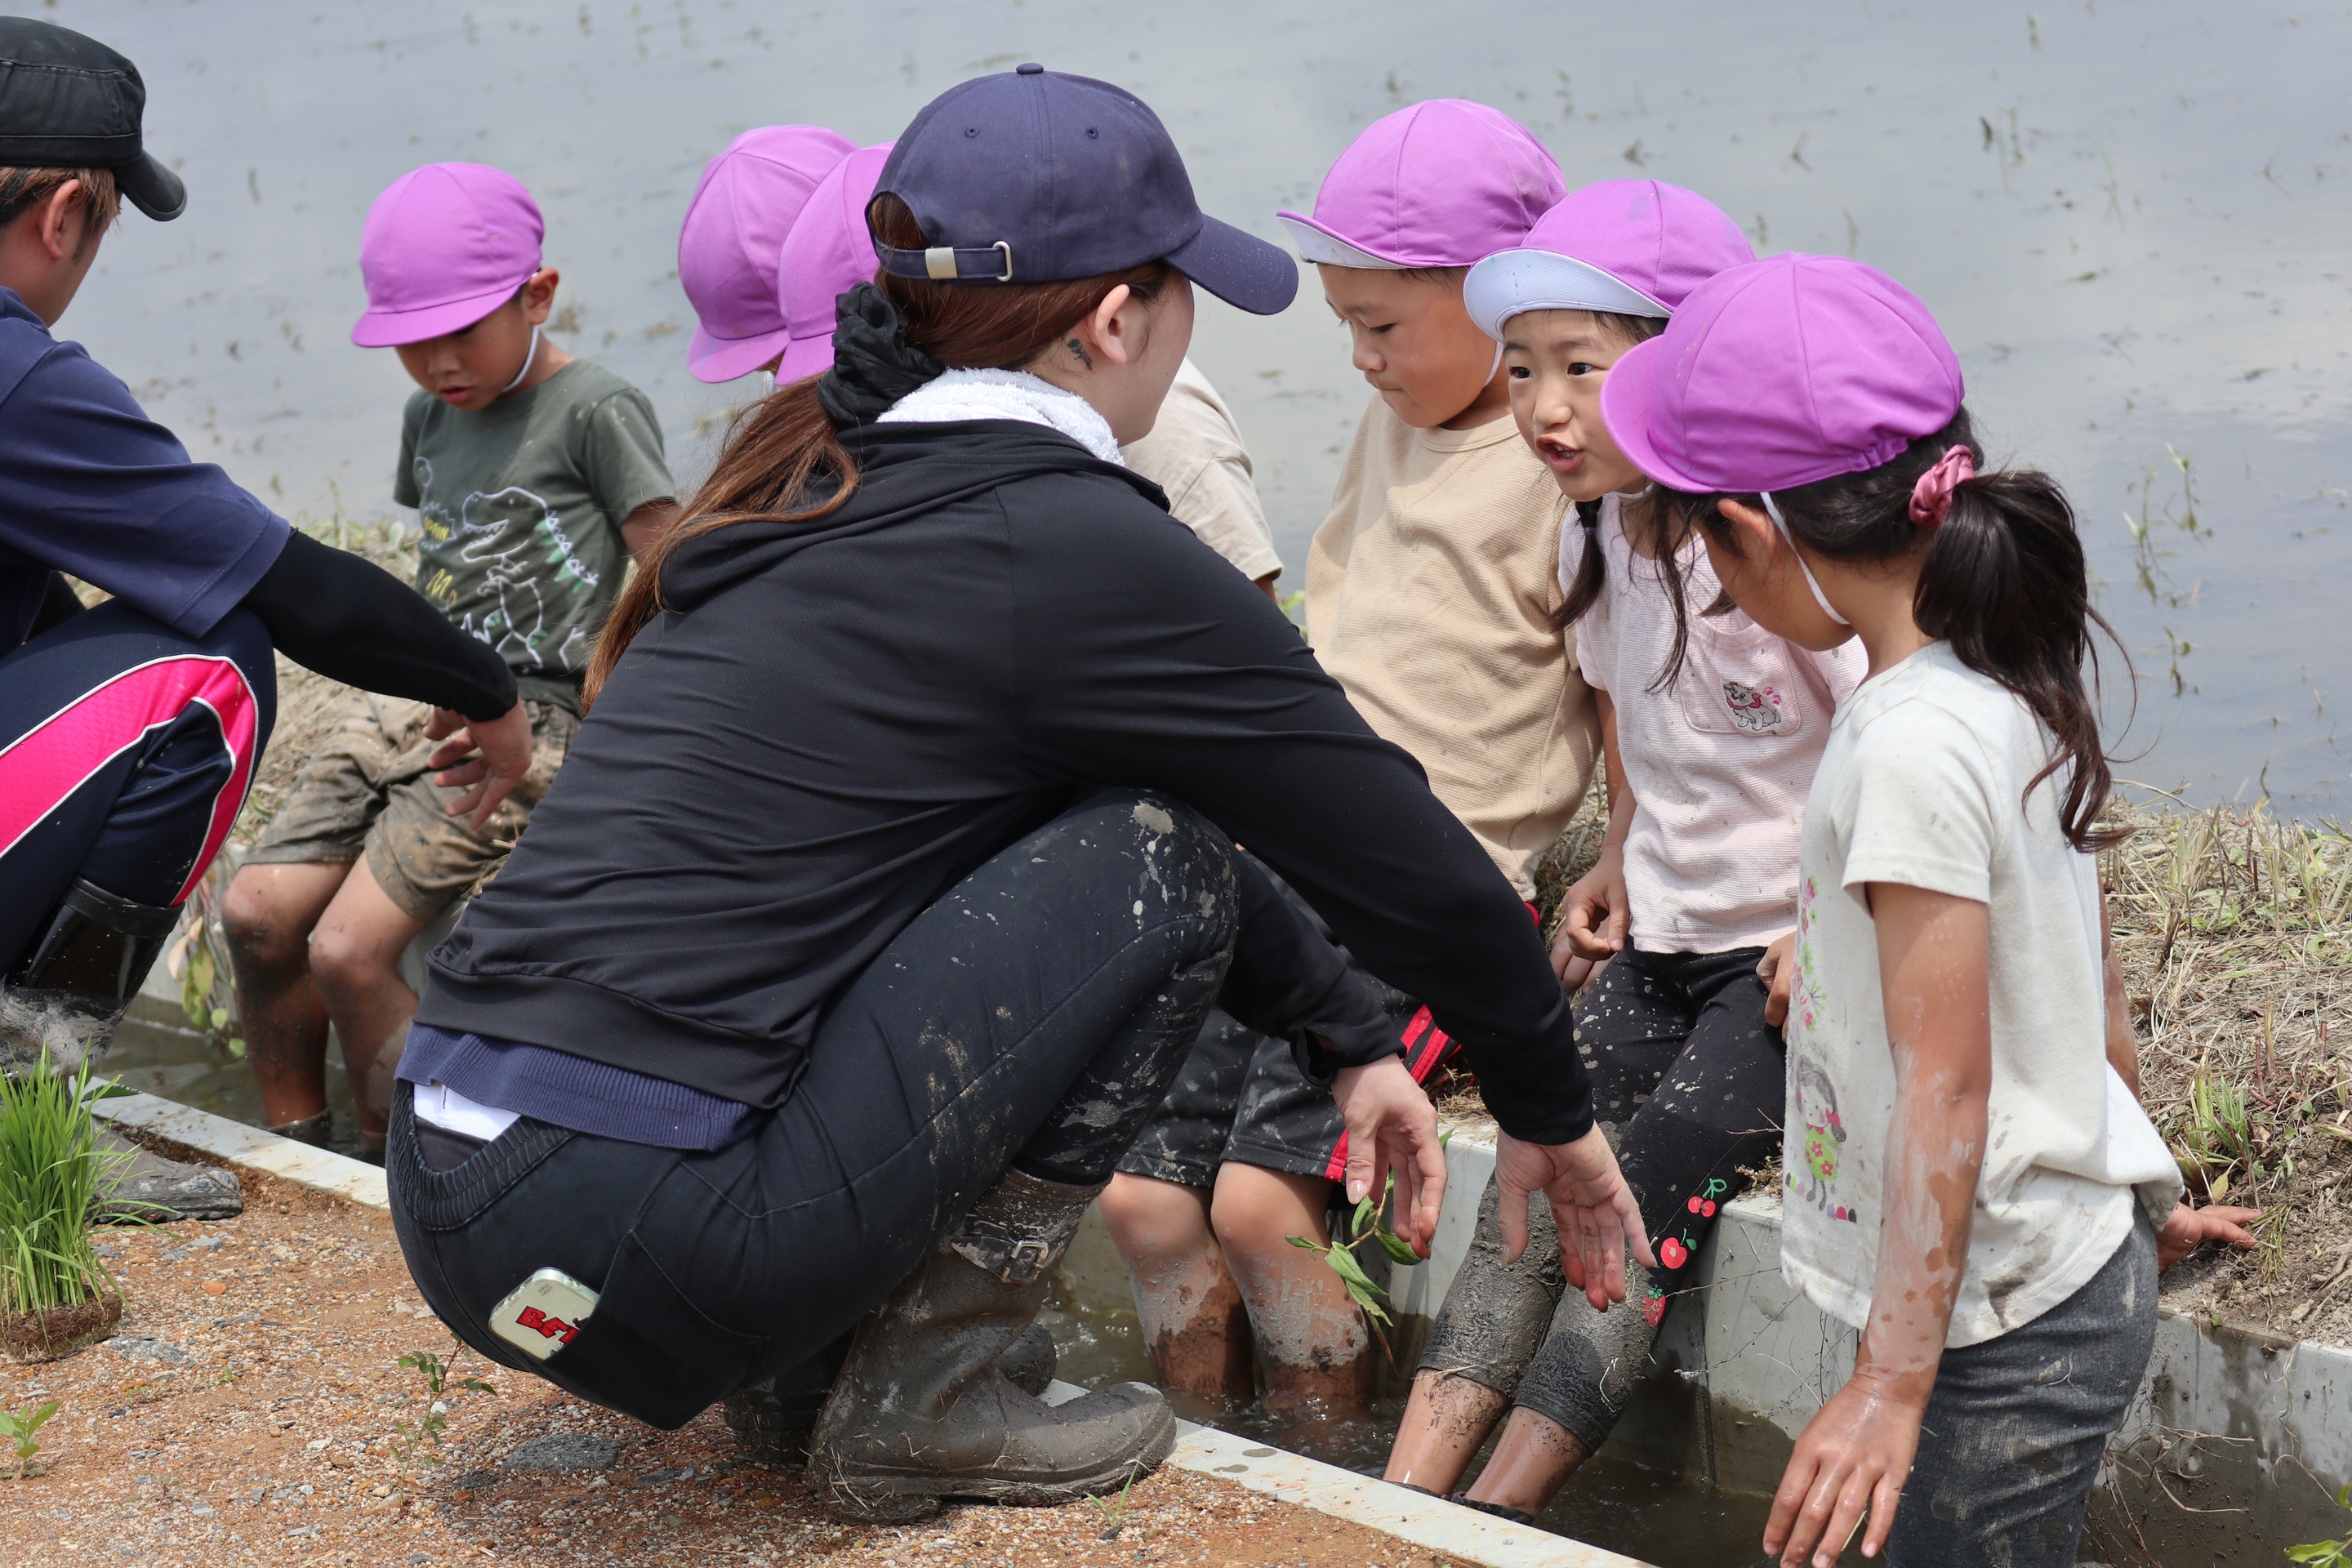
left=0, top=1399, right=60, bottom=1479
left=2171, top=1066, right=2257, bottom=1201
left=163, top=868, right=246, bottom=1060
left=390, top=1342, right=496, bottom=1463
left=2287, top=1481, right=2352, bottom=1564
left=1285, top=1135, right=1446, bottom=1331
left=1, top=1053, right=142, bottom=1325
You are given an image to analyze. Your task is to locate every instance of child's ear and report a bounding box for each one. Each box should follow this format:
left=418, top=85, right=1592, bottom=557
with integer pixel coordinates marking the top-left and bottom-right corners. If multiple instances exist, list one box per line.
left=520, top=268, right=561, bottom=326
left=1714, top=497, right=1777, bottom=561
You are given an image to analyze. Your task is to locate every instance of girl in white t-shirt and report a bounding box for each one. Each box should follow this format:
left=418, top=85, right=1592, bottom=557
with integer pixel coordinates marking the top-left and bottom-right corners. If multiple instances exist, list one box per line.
left=1599, top=252, right=2256, bottom=1568
left=1383, top=181, right=1862, bottom=1521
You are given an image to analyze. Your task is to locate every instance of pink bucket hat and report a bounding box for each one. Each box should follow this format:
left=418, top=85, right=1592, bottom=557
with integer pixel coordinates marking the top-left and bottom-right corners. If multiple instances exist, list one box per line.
left=1463, top=180, right=1753, bottom=339
left=773, top=141, right=893, bottom=385
left=1600, top=252, right=1965, bottom=494
left=680, top=125, right=857, bottom=383
left=353, top=163, right=544, bottom=348
left=1277, top=100, right=1562, bottom=270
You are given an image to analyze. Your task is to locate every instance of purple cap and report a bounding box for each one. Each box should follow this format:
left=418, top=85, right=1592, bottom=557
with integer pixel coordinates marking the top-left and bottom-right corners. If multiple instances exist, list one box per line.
left=353, top=163, right=544, bottom=348
left=1276, top=100, right=1562, bottom=270
left=773, top=141, right=892, bottom=384
left=875, top=65, right=1296, bottom=315
left=1463, top=180, right=1753, bottom=339
left=680, top=125, right=858, bottom=384
left=1600, top=253, right=1965, bottom=494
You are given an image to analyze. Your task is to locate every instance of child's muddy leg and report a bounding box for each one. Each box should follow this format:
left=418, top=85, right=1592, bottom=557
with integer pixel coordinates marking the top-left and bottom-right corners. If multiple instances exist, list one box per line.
left=1100, top=1171, right=1255, bottom=1401
left=221, top=860, right=350, bottom=1134
left=1463, top=1405, right=1592, bottom=1516
left=1472, top=1241, right=1660, bottom=1514
left=1387, top=1176, right=1563, bottom=1493
left=1211, top=1161, right=1372, bottom=1413
left=1387, top=1370, right=1511, bottom=1494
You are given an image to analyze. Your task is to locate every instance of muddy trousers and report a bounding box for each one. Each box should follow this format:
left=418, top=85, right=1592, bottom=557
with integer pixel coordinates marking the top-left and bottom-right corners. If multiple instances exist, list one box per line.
left=1418, top=946, right=1784, bottom=1449
left=0, top=601, right=275, bottom=973
left=1889, top=1216, right=2157, bottom=1568
left=387, top=790, right=1236, bottom=1429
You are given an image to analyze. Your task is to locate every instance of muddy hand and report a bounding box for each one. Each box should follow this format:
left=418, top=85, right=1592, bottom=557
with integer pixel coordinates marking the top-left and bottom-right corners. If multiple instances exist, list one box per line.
left=1330, top=1054, right=1446, bottom=1256
left=2154, top=1201, right=2261, bottom=1271
left=1757, top=933, right=1797, bottom=1029
left=1494, top=1127, right=1655, bottom=1311
left=1764, top=1370, right=1923, bottom=1566
left=425, top=702, right=534, bottom=831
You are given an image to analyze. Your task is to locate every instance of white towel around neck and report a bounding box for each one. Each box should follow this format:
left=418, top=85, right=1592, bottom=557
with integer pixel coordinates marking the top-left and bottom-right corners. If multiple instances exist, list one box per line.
left=876, top=368, right=1125, bottom=466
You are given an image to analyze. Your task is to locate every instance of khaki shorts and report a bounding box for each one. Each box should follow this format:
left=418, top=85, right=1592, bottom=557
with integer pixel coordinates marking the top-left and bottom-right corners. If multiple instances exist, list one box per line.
left=247, top=693, right=577, bottom=922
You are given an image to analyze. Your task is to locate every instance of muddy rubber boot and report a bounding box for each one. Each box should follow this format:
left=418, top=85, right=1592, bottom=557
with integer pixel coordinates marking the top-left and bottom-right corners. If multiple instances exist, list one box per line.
left=724, top=1321, right=1065, bottom=1468
left=808, top=1169, right=1174, bottom=1521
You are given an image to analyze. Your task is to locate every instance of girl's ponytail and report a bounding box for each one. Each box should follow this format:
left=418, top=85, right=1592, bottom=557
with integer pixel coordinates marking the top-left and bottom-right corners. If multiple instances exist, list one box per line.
left=1686, top=408, right=2126, bottom=851
left=1913, top=456, right=2122, bottom=850
left=1554, top=499, right=1607, bottom=626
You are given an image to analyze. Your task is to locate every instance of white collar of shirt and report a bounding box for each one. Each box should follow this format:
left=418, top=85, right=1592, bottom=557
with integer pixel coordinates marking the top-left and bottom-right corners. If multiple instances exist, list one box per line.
left=877, top=368, right=1125, bottom=466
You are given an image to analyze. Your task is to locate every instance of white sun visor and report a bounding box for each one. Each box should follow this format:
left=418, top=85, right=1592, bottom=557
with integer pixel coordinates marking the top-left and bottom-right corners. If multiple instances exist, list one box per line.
left=1463, top=249, right=1672, bottom=341
left=1276, top=212, right=1409, bottom=270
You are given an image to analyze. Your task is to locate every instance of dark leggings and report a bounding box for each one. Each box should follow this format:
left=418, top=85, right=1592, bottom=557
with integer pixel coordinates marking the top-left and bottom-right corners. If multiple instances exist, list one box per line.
left=387, top=789, right=1236, bottom=1429
left=0, top=600, right=276, bottom=968
left=1420, top=945, right=1784, bottom=1449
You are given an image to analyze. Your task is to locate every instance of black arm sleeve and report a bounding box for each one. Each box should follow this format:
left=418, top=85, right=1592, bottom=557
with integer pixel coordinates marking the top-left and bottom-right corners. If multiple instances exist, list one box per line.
left=1215, top=854, right=1403, bottom=1085
left=238, top=531, right=518, bottom=721
left=30, top=572, right=88, bottom=637
left=1016, top=491, right=1593, bottom=1146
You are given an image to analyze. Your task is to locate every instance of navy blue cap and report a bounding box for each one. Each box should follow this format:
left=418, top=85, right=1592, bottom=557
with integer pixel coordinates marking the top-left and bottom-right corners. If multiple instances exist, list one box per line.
left=873, top=65, right=1297, bottom=315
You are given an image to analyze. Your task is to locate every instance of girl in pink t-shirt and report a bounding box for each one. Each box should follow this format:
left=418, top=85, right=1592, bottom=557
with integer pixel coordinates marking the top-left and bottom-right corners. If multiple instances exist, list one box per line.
left=1384, top=182, right=1855, bottom=1521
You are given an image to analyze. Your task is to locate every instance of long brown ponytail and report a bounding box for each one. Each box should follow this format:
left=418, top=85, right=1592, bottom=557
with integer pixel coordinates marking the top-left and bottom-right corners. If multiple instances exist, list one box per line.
left=585, top=193, right=1173, bottom=705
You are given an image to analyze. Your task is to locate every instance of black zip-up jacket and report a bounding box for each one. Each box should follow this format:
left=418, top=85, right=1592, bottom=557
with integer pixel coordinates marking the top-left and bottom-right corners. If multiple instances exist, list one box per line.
left=418, top=420, right=1594, bottom=1145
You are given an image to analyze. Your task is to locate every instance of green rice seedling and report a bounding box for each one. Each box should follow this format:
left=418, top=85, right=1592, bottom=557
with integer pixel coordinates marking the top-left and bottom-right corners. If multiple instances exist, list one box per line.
left=2288, top=1482, right=2352, bottom=1564
left=0, top=1399, right=60, bottom=1480
left=0, top=1054, right=137, bottom=1330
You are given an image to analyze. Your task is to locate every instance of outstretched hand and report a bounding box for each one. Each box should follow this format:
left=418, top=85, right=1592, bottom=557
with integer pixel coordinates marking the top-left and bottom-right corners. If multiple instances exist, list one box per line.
left=425, top=702, right=534, bottom=831
left=1494, top=1125, right=1656, bottom=1311
left=2155, top=1201, right=2261, bottom=1271
left=1330, top=1054, right=1447, bottom=1257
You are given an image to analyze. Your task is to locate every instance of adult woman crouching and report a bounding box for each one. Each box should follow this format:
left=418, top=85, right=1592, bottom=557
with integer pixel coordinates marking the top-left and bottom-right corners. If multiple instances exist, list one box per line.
left=384, top=65, right=1650, bottom=1521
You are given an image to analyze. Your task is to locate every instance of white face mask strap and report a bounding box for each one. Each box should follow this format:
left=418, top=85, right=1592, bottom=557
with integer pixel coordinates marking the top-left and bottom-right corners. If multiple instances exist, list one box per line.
left=1762, top=492, right=1851, bottom=627
left=500, top=323, right=543, bottom=396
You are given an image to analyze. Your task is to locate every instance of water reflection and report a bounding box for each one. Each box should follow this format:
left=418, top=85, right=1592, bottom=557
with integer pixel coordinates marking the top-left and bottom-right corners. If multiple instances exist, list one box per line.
left=51, top=0, right=2350, bottom=808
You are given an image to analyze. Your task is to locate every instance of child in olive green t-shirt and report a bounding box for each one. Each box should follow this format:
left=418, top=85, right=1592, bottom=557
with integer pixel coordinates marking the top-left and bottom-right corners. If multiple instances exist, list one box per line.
left=226, top=163, right=677, bottom=1156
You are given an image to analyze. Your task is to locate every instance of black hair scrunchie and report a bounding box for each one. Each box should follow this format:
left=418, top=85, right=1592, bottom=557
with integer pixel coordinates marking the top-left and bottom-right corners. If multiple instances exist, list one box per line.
left=816, top=282, right=945, bottom=428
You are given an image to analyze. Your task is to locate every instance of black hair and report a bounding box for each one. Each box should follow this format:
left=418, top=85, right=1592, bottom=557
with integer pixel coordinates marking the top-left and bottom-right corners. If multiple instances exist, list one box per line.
left=1545, top=311, right=1690, bottom=688
left=1670, top=407, right=2126, bottom=851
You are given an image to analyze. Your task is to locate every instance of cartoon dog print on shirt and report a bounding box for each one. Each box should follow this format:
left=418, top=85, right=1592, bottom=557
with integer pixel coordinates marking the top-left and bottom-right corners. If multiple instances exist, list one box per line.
left=1722, top=679, right=1786, bottom=733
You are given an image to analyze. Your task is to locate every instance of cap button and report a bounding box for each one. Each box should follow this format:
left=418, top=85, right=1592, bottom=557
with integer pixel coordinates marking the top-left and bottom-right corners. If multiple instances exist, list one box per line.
left=1016, top=61, right=1045, bottom=74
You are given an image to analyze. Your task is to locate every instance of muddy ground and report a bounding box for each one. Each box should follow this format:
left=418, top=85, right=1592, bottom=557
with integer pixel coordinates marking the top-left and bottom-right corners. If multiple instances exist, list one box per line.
left=0, top=1165, right=1471, bottom=1568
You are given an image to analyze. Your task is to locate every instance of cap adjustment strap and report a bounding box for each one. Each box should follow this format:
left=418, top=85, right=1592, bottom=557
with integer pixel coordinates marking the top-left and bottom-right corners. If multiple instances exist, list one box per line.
left=881, top=239, right=1014, bottom=284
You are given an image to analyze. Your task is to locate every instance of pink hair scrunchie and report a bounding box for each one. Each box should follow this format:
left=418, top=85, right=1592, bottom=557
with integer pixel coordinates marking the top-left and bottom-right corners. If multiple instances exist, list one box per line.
left=1909, top=444, right=1977, bottom=528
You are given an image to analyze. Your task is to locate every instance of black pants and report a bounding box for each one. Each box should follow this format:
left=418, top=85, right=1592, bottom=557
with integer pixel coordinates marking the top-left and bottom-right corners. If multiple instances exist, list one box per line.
left=0, top=600, right=276, bottom=969
left=387, top=790, right=1237, bottom=1429
left=1420, top=944, right=1784, bottom=1448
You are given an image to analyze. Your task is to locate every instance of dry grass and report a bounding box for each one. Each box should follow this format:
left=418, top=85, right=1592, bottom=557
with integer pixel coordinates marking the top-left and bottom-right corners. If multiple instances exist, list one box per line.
left=2102, top=792, right=2352, bottom=1338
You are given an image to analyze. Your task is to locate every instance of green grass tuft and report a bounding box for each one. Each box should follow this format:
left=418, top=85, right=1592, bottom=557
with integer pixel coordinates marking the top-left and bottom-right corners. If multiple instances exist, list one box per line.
left=0, top=1054, right=133, bottom=1318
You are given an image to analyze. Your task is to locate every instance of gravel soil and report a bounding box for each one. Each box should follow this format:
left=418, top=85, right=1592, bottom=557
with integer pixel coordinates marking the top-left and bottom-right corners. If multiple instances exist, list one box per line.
left=0, top=1165, right=1471, bottom=1568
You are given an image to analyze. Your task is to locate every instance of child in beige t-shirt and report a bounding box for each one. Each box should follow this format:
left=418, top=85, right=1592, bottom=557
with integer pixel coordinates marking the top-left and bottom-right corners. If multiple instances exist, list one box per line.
left=1098, top=100, right=1597, bottom=1418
